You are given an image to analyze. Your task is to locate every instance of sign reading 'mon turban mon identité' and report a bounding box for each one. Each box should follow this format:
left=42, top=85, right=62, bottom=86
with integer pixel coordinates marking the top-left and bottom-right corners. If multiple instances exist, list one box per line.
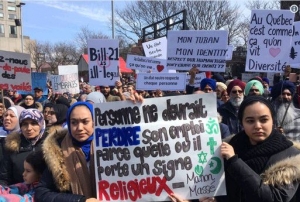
left=0, top=50, right=31, bottom=91
left=88, top=39, right=120, bottom=86
left=246, top=10, right=294, bottom=73
left=167, top=30, right=228, bottom=72
left=93, top=93, right=226, bottom=202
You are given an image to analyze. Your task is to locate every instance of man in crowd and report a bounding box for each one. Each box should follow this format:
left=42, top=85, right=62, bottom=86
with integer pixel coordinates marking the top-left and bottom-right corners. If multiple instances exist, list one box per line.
left=100, top=81, right=125, bottom=102
left=34, top=87, right=48, bottom=106
left=271, top=80, right=300, bottom=142
left=218, top=79, right=245, bottom=134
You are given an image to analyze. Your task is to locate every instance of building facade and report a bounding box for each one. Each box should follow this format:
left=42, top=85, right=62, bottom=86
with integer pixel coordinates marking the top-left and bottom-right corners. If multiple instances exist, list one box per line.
left=0, top=0, right=30, bottom=52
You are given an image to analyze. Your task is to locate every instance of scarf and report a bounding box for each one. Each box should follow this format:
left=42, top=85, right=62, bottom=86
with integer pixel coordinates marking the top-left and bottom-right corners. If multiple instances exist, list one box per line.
left=229, top=129, right=293, bottom=174
left=61, top=134, right=96, bottom=197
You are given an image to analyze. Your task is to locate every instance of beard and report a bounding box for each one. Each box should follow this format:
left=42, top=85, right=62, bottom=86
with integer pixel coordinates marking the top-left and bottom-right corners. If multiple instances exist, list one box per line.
left=229, top=95, right=244, bottom=107
left=276, top=101, right=296, bottom=127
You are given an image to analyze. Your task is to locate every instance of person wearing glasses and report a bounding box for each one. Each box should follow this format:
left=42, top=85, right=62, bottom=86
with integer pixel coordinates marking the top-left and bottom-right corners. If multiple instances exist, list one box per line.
left=244, top=80, right=264, bottom=97
left=218, top=79, right=246, bottom=134
left=19, top=94, right=43, bottom=112
left=271, top=81, right=300, bottom=142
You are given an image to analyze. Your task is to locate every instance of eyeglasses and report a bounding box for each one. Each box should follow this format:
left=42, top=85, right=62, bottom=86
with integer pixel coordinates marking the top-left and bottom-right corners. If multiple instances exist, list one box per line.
left=231, top=90, right=243, bottom=94
left=44, top=111, right=55, bottom=115
left=249, top=89, right=259, bottom=92
left=25, top=98, right=33, bottom=100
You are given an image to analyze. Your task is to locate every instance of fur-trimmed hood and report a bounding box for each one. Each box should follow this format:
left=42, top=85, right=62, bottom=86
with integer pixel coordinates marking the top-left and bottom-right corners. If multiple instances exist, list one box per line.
left=18, top=101, right=43, bottom=112
left=42, top=128, right=70, bottom=192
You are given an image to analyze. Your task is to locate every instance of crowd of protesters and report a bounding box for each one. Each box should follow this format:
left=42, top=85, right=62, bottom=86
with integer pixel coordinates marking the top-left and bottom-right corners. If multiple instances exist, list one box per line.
left=0, top=68, right=300, bottom=201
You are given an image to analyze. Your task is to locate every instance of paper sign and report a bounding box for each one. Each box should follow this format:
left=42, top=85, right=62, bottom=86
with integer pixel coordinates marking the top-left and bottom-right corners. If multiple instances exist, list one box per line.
left=246, top=10, right=294, bottom=72
left=58, top=65, right=78, bottom=75
left=167, top=30, right=228, bottom=72
left=127, top=55, right=167, bottom=73
left=50, top=73, right=79, bottom=94
left=88, top=39, right=120, bottom=86
left=142, top=36, right=167, bottom=59
left=136, top=73, right=187, bottom=91
left=186, top=72, right=207, bottom=87
left=93, top=93, right=226, bottom=201
left=18, top=72, right=48, bottom=95
left=226, top=45, right=233, bottom=60
left=0, top=50, right=31, bottom=91
left=289, top=22, right=300, bottom=68
left=241, top=73, right=260, bottom=83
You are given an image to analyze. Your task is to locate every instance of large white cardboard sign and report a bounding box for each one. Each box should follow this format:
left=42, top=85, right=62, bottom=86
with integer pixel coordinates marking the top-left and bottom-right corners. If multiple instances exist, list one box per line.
left=127, top=55, right=167, bottom=73
left=167, top=30, right=228, bottom=72
left=0, top=50, right=31, bottom=91
left=246, top=10, right=294, bottom=72
left=88, top=39, right=120, bottom=86
left=93, top=93, right=226, bottom=201
left=50, top=73, right=80, bottom=94
left=142, top=36, right=167, bottom=59
left=58, top=65, right=78, bottom=75
left=136, top=73, right=187, bottom=91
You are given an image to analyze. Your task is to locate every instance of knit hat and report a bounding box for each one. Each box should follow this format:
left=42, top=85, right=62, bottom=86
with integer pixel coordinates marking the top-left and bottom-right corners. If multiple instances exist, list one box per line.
left=271, top=80, right=295, bottom=100
left=244, top=80, right=264, bottom=96
left=86, top=92, right=106, bottom=103
left=200, top=78, right=216, bottom=91
left=227, top=79, right=246, bottom=94
left=216, top=82, right=227, bottom=91
left=262, top=77, right=269, bottom=85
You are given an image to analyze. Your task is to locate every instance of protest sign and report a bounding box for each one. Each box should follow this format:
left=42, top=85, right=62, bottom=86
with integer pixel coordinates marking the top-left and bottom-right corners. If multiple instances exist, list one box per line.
left=0, top=50, right=31, bottom=91
left=289, top=21, right=300, bottom=68
left=186, top=72, right=206, bottom=87
left=167, top=30, right=228, bottom=72
left=142, top=36, right=167, bottom=59
left=18, top=72, right=48, bottom=95
left=50, top=73, right=79, bottom=94
left=93, top=93, right=226, bottom=201
left=58, top=65, right=78, bottom=75
left=88, top=39, right=120, bottom=86
left=246, top=10, right=294, bottom=73
left=226, top=45, right=233, bottom=60
left=241, top=72, right=260, bottom=83
left=267, top=72, right=276, bottom=86
left=136, top=72, right=187, bottom=91
left=127, top=55, right=167, bottom=73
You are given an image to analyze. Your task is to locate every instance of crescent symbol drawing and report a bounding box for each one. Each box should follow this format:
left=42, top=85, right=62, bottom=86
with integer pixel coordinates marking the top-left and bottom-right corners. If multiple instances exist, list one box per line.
left=209, top=157, right=222, bottom=174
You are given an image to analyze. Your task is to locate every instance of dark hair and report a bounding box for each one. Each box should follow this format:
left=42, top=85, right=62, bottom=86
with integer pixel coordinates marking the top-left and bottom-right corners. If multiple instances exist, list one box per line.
left=238, top=96, right=275, bottom=124
left=25, top=150, right=46, bottom=175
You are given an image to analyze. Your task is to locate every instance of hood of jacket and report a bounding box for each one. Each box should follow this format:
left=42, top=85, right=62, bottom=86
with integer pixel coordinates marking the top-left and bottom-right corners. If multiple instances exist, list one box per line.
left=18, top=101, right=43, bottom=112
left=42, top=128, right=70, bottom=192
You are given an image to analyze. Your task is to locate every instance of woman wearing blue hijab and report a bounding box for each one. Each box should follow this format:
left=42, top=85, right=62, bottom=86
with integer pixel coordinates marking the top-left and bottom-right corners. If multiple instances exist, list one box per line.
left=35, top=102, right=101, bottom=202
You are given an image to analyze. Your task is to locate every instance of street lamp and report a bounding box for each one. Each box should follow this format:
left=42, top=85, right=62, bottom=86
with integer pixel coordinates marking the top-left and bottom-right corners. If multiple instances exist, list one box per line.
left=16, top=2, right=26, bottom=53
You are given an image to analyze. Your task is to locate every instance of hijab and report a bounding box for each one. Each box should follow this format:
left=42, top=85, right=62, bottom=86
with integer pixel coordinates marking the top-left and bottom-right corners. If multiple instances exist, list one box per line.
left=66, top=102, right=94, bottom=161
left=19, top=108, right=46, bottom=145
left=4, top=106, right=25, bottom=133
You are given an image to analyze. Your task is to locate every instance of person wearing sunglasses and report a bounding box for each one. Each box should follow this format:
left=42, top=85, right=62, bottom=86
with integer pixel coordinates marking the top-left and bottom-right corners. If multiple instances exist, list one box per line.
left=244, top=80, right=264, bottom=97
left=218, top=79, right=246, bottom=134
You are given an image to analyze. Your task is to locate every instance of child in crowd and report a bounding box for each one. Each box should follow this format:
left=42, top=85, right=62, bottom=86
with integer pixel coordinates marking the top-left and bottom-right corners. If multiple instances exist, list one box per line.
left=0, top=151, right=46, bottom=202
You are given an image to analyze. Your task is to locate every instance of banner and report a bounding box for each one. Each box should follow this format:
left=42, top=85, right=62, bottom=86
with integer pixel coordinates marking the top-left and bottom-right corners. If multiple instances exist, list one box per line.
left=127, top=55, right=167, bottom=73
left=142, top=36, right=167, bottom=59
left=88, top=39, right=120, bottom=86
left=58, top=65, right=78, bottom=75
left=186, top=72, right=206, bottom=87
left=93, top=93, right=226, bottom=201
left=50, top=73, right=79, bottom=94
left=289, top=21, right=300, bottom=68
left=246, top=10, right=294, bottom=72
left=0, top=50, right=31, bottom=91
left=18, top=72, right=48, bottom=95
left=136, top=73, right=187, bottom=91
left=167, top=30, right=228, bottom=72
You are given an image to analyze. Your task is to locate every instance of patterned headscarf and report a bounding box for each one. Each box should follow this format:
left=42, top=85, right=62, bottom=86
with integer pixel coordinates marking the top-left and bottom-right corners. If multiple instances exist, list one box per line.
left=19, top=108, right=46, bottom=145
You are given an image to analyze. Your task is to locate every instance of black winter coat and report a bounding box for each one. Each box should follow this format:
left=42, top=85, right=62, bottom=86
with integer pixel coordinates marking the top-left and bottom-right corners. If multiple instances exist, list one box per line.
left=0, top=131, right=46, bottom=185
left=217, top=101, right=242, bottom=134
